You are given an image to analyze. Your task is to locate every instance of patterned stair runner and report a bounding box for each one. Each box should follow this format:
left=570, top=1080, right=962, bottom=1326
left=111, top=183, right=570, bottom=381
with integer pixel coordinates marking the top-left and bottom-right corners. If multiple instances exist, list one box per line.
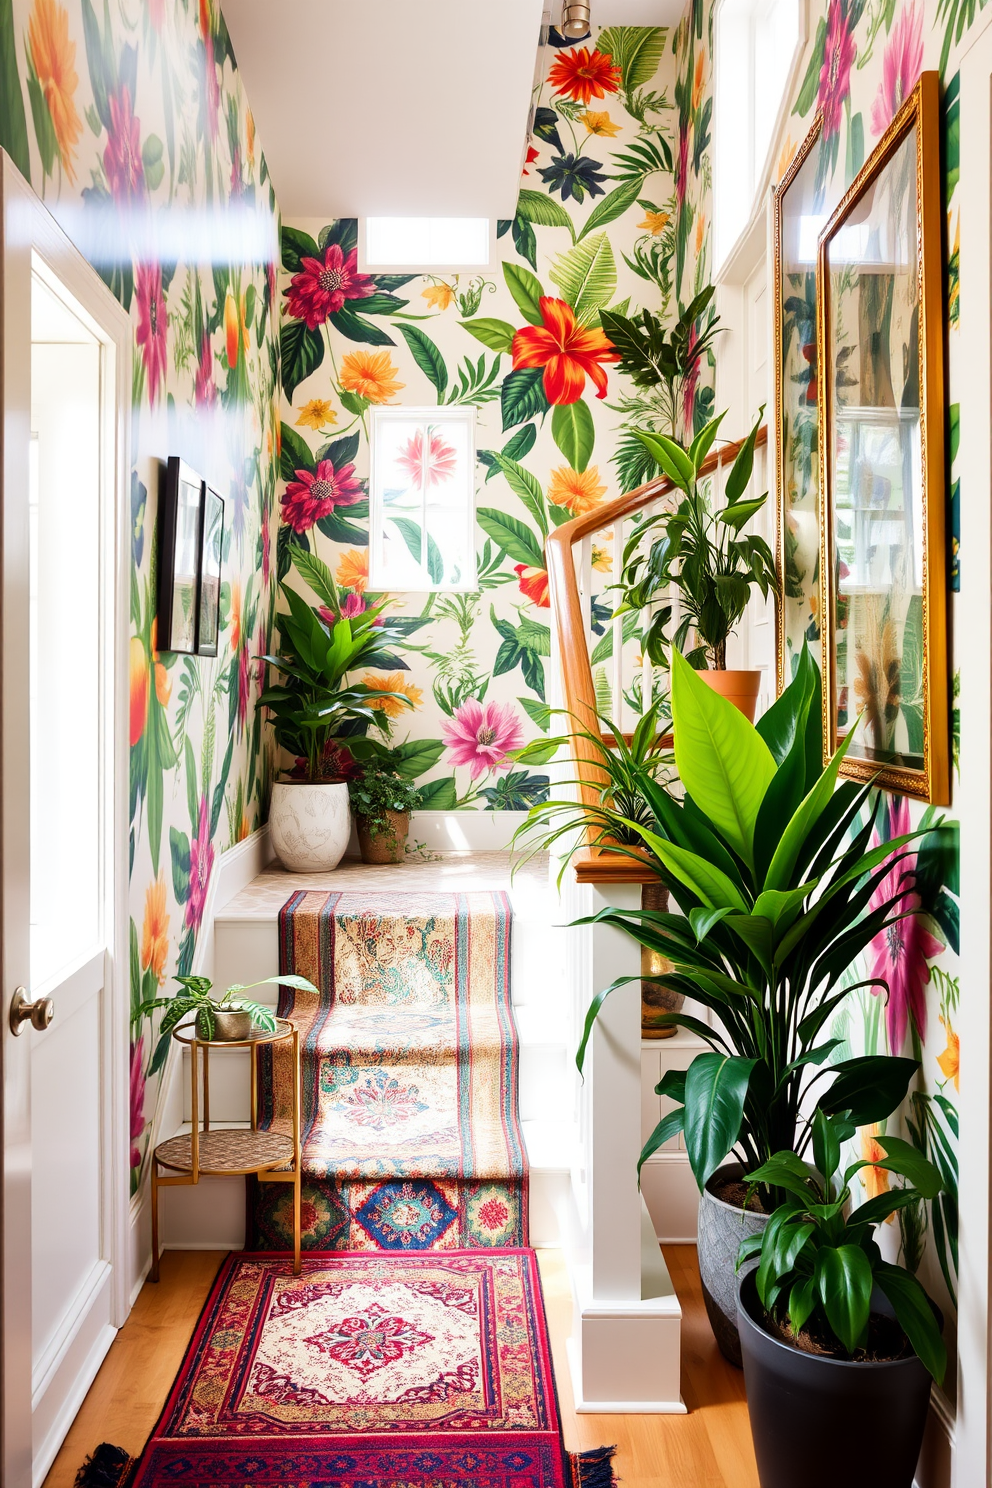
left=250, top=889, right=527, bottom=1251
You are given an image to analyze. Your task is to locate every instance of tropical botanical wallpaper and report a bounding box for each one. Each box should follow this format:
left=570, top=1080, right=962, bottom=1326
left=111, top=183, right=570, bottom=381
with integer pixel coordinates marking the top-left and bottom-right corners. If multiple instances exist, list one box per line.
left=681, top=0, right=965, bottom=1393
left=276, top=25, right=704, bottom=809
left=0, top=0, right=280, bottom=1188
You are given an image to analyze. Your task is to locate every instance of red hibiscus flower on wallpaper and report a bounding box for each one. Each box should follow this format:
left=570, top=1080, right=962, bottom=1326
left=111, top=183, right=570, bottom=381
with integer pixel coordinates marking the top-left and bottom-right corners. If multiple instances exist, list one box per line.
left=867, top=794, right=944, bottom=1055
left=512, top=297, right=620, bottom=405
left=817, top=0, right=857, bottom=142
left=549, top=46, right=621, bottom=105
left=281, top=459, right=363, bottom=533
left=514, top=565, right=550, bottom=608
left=286, top=244, right=375, bottom=329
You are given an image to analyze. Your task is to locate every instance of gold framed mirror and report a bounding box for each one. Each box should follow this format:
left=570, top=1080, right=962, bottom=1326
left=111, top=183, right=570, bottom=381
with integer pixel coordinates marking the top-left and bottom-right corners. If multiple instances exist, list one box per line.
left=816, top=71, right=949, bottom=804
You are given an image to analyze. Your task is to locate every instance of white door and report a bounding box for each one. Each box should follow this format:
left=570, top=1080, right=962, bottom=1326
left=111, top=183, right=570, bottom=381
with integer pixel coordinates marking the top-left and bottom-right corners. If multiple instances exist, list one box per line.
left=1, top=155, right=131, bottom=1488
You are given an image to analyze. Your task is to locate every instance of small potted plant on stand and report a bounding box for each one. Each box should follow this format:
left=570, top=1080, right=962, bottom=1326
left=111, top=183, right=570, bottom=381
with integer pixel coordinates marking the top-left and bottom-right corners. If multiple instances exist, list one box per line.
left=137, top=973, right=318, bottom=1063
left=256, top=550, right=414, bottom=872
left=737, top=1109, right=945, bottom=1488
left=349, top=754, right=424, bottom=864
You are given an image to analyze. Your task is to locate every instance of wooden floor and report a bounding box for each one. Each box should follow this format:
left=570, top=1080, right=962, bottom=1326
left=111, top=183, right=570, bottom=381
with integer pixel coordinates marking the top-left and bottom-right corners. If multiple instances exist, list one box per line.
left=44, top=1245, right=758, bottom=1488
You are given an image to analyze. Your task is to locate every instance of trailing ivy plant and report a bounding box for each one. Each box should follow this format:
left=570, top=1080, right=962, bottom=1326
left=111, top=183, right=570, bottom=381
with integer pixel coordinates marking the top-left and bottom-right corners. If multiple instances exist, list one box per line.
left=348, top=754, right=424, bottom=841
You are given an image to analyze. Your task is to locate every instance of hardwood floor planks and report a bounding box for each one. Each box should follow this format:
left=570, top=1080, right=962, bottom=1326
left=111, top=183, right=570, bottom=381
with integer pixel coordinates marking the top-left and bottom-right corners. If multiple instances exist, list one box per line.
left=43, top=1245, right=759, bottom=1488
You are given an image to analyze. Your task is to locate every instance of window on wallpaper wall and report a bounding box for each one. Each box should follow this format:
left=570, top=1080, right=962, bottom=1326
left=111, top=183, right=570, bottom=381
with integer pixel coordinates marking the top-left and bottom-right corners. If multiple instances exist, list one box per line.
left=713, top=0, right=804, bottom=273
left=369, top=406, right=477, bottom=592
left=361, top=218, right=492, bottom=270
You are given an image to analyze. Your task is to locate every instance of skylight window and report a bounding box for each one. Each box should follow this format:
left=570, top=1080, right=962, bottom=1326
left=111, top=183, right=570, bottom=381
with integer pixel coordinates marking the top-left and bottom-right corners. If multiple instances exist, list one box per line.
left=362, top=218, right=491, bottom=269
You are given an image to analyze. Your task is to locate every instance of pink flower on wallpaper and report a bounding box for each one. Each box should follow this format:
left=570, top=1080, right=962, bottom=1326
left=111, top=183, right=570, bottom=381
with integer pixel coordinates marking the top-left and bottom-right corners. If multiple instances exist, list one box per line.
left=135, top=263, right=168, bottom=404
left=867, top=794, right=944, bottom=1055
left=397, top=428, right=458, bottom=488
left=817, top=0, right=857, bottom=141
left=130, top=1036, right=146, bottom=1168
left=194, top=330, right=216, bottom=407
left=281, top=459, right=363, bottom=534
left=285, top=244, right=375, bottom=330
left=185, top=796, right=215, bottom=932
left=104, top=87, right=144, bottom=201
left=870, top=0, right=924, bottom=136
left=442, top=699, right=524, bottom=780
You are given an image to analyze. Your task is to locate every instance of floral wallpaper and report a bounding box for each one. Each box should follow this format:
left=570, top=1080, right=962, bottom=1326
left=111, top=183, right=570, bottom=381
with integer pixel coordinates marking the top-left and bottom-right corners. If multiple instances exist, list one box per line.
left=680, top=0, right=964, bottom=1391
left=0, top=0, right=280, bottom=1188
left=275, top=24, right=703, bottom=807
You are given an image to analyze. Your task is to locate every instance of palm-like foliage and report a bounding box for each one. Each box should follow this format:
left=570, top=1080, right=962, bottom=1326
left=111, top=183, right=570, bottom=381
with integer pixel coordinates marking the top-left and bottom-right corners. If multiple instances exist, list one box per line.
left=256, top=548, right=414, bottom=781
left=516, top=646, right=931, bottom=1193
left=600, top=286, right=722, bottom=438
left=742, top=1108, right=946, bottom=1383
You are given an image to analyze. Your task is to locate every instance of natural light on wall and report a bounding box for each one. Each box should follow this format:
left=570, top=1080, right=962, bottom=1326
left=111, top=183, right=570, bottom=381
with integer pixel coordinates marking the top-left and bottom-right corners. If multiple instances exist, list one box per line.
left=714, top=0, right=801, bottom=273
left=369, top=406, right=477, bottom=591
left=363, top=218, right=491, bottom=268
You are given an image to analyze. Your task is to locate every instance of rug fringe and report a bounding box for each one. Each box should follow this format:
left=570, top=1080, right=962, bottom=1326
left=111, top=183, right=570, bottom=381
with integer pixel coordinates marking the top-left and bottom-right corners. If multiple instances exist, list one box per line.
left=73, top=1443, right=136, bottom=1488
left=569, top=1444, right=619, bottom=1487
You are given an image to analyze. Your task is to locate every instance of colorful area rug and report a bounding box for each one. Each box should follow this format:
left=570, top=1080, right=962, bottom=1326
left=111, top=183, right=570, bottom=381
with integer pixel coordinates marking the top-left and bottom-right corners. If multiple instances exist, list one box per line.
left=77, top=1250, right=617, bottom=1488
left=249, top=889, right=528, bottom=1251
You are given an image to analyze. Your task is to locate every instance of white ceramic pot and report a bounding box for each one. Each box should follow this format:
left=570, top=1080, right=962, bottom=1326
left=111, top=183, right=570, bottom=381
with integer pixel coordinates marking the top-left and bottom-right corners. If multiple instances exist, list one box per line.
left=269, top=781, right=351, bottom=872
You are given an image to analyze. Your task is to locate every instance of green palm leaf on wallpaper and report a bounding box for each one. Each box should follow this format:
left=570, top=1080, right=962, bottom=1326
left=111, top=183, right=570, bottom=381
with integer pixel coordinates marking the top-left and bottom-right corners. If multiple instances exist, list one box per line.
left=550, top=233, right=617, bottom=327
left=599, top=25, right=667, bottom=93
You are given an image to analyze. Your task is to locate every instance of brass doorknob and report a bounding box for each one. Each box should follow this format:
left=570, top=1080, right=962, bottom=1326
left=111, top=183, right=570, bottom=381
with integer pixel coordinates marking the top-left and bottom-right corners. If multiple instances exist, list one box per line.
left=9, top=988, right=54, bottom=1035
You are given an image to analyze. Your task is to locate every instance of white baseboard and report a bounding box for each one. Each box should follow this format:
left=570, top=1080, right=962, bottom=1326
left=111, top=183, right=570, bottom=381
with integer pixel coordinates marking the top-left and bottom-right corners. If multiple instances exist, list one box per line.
left=403, top=810, right=529, bottom=854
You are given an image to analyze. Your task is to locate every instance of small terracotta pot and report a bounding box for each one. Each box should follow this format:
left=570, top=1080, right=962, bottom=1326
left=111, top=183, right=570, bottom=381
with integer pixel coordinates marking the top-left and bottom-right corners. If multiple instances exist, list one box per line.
left=640, top=881, right=682, bottom=1038
left=698, top=668, right=761, bottom=721
left=357, top=810, right=411, bottom=865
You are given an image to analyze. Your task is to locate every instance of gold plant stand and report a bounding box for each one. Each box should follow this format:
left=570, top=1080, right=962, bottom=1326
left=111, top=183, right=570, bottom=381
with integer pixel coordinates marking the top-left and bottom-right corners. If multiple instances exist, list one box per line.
left=150, top=1018, right=301, bottom=1280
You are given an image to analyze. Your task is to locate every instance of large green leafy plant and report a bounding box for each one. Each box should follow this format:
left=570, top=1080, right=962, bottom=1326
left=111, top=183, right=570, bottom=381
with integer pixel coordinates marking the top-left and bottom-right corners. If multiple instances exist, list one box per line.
left=614, top=412, right=778, bottom=669
left=742, top=1109, right=946, bottom=1382
left=257, top=549, right=413, bottom=782
left=523, top=646, right=930, bottom=1192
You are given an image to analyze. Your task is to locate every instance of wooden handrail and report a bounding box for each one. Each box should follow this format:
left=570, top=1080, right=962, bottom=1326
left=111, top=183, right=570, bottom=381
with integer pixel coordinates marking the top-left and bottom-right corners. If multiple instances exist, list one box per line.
left=546, top=425, right=769, bottom=883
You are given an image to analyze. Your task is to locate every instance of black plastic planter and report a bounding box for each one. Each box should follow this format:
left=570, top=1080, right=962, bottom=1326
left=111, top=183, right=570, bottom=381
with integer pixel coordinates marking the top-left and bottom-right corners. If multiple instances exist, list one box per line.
left=737, top=1270, right=935, bottom=1488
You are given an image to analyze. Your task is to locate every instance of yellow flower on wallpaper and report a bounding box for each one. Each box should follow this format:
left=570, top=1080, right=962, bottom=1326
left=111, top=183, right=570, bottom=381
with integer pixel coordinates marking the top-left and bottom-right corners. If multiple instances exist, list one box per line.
left=140, top=874, right=170, bottom=986
left=246, top=108, right=256, bottom=167
left=591, top=544, right=612, bottom=572
left=336, top=548, right=369, bottom=593
left=583, top=110, right=621, bottom=137
left=937, top=1016, right=960, bottom=1089
left=422, top=283, right=456, bottom=311
left=340, top=350, right=405, bottom=404
left=296, top=398, right=336, bottom=431
left=638, top=210, right=670, bottom=236
left=547, top=464, right=607, bottom=515
left=149, top=617, right=170, bottom=707
left=859, top=1124, right=895, bottom=1218
left=776, top=135, right=797, bottom=182
left=362, top=672, right=423, bottom=717
left=28, top=0, right=82, bottom=183
left=692, top=49, right=706, bottom=112
left=230, top=579, right=242, bottom=651
left=694, top=213, right=706, bottom=257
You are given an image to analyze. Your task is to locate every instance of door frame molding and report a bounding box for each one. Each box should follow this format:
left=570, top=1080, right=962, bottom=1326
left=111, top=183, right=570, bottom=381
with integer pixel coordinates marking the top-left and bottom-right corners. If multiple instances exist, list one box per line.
left=1, top=151, right=132, bottom=1486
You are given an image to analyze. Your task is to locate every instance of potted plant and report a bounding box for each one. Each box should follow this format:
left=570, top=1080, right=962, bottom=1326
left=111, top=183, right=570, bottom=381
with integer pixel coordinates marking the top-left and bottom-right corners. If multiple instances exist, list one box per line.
left=611, top=411, right=778, bottom=719
left=256, top=549, right=414, bottom=871
left=137, top=973, right=318, bottom=1064
left=737, top=1109, right=945, bottom=1488
left=518, top=645, right=931, bottom=1362
left=349, top=754, right=424, bottom=864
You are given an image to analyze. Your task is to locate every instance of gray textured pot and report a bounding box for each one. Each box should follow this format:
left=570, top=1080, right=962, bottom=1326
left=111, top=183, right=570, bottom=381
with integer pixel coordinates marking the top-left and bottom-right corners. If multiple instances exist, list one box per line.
left=697, top=1161, right=770, bottom=1366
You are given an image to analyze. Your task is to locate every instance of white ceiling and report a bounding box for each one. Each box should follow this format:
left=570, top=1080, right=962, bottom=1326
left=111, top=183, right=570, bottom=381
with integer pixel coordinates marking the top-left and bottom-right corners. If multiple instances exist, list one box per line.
left=223, top=0, right=547, bottom=220
left=593, top=0, right=686, bottom=23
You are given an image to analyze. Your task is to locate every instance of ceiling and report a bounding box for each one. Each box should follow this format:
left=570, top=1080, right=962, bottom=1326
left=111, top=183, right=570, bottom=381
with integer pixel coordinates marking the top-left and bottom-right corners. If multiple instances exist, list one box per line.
left=222, top=2, right=685, bottom=222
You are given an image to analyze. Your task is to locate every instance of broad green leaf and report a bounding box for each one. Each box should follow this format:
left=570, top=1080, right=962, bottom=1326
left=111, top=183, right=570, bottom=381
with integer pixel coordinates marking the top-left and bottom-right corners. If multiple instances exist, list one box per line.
left=811, top=1107, right=841, bottom=1188
left=416, top=775, right=458, bottom=807
left=461, top=317, right=516, bottom=353
left=636, top=827, right=749, bottom=911
left=874, top=1136, right=944, bottom=1200
left=670, top=648, right=776, bottom=869
left=725, top=413, right=763, bottom=502
left=688, top=412, right=724, bottom=473
left=503, top=262, right=545, bottom=325
left=819, top=1056, right=919, bottom=1127
left=494, top=455, right=548, bottom=536
left=288, top=546, right=338, bottom=609
left=392, top=738, right=445, bottom=779
left=874, top=1263, right=946, bottom=1384
left=816, top=1245, right=873, bottom=1354
left=717, top=494, right=768, bottom=530
left=549, top=233, right=617, bottom=327
left=501, top=366, right=550, bottom=431
left=578, top=178, right=643, bottom=239
left=683, top=1052, right=756, bottom=1189
left=551, top=401, right=595, bottom=473
left=638, top=1106, right=686, bottom=1175
left=516, top=187, right=575, bottom=235
left=689, top=906, right=733, bottom=940
left=762, top=730, right=854, bottom=892
left=281, top=317, right=323, bottom=401
left=789, top=1276, right=817, bottom=1335
left=397, top=324, right=448, bottom=396
left=576, top=974, right=641, bottom=1072
left=599, top=24, right=666, bottom=90
left=476, top=507, right=545, bottom=567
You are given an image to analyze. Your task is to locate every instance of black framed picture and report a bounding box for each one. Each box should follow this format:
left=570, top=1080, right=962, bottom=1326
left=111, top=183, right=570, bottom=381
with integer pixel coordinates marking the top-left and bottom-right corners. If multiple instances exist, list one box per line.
left=157, top=457, right=203, bottom=654
left=197, top=487, right=224, bottom=657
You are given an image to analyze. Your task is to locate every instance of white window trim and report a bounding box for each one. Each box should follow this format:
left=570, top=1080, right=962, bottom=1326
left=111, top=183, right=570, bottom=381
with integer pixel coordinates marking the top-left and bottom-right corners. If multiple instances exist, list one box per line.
left=358, top=219, right=495, bottom=275
left=369, top=404, right=478, bottom=593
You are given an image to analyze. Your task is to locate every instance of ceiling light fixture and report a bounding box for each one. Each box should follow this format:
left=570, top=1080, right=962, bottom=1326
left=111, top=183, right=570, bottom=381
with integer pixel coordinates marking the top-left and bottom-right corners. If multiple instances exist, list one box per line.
left=560, top=1, right=591, bottom=38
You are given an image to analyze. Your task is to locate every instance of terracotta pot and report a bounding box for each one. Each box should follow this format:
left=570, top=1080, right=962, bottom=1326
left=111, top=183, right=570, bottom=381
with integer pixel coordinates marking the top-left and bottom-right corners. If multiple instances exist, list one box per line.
left=640, top=881, right=682, bottom=1038
left=269, top=781, right=351, bottom=872
left=357, top=810, right=411, bottom=865
left=698, top=668, right=761, bottom=721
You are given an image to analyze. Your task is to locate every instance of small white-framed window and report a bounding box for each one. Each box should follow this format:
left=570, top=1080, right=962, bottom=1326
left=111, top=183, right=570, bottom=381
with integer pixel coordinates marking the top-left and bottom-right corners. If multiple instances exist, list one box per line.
left=369, top=406, right=477, bottom=592
left=361, top=217, right=491, bottom=272
left=713, top=0, right=805, bottom=274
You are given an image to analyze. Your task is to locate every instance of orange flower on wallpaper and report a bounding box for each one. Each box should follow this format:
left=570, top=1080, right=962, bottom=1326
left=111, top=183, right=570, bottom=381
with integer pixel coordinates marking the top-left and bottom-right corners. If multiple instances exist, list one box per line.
left=362, top=672, right=423, bottom=717
left=336, top=548, right=369, bottom=593
left=860, top=1124, right=894, bottom=1218
left=340, top=349, right=404, bottom=404
left=638, top=210, right=670, bottom=236
left=246, top=108, right=256, bottom=166
left=150, top=618, right=170, bottom=707
left=583, top=110, right=621, bottom=138
left=422, top=282, right=456, bottom=311
left=28, top=0, right=82, bottom=183
left=591, top=543, right=612, bottom=572
left=296, top=398, right=336, bottom=431
left=547, top=464, right=607, bottom=514
left=230, top=579, right=242, bottom=652
left=140, top=874, right=170, bottom=985
left=224, top=287, right=240, bottom=369
left=937, top=1017, right=960, bottom=1089
left=694, top=213, right=707, bottom=257
left=549, top=46, right=621, bottom=105
left=692, top=49, right=706, bottom=112
left=512, top=298, right=620, bottom=405
left=129, top=637, right=149, bottom=747
left=776, top=135, right=797, bottom=182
